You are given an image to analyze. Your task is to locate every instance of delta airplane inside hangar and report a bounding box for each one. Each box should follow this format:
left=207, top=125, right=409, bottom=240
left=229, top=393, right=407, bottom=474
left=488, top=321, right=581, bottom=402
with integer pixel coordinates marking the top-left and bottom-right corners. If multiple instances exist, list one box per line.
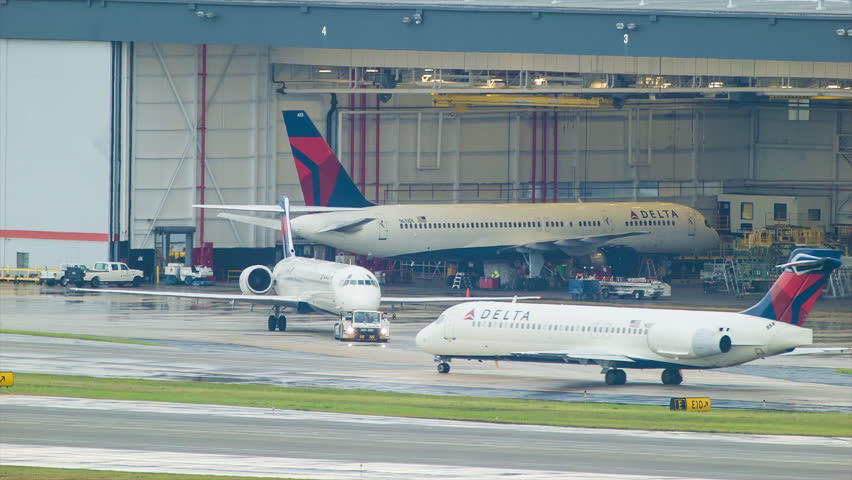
left=205, top=111, right=720, bottom=276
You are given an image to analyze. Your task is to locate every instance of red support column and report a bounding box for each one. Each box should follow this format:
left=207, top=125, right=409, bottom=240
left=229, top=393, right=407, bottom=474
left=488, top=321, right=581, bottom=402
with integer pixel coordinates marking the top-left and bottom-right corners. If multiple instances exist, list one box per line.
left=541, top=111, right=548, bottom=202
left=553, top=111, right=558, bottom=203
left=531, top=112, right=537, bottom=204
left=349, top=93, right=355, bottom=176
left=375, top=95, right=380, bottom=204
left=360, top=93, right=367, bottom=194
left=199, top=44, right=207, bottom=248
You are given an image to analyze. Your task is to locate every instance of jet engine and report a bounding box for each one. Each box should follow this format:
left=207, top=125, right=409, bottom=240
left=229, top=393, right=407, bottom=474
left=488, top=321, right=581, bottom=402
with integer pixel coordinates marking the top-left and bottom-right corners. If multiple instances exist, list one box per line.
left=239, top=265, right=274, bottom=295
left=647, top=324, right=732, bottom=359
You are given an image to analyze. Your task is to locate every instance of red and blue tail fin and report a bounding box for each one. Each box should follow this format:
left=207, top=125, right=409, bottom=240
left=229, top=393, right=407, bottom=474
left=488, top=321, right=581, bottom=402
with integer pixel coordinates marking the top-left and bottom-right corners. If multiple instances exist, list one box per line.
left=742, top=249, right=842, bottom=326
left=282, top=110, right=374, bottom=208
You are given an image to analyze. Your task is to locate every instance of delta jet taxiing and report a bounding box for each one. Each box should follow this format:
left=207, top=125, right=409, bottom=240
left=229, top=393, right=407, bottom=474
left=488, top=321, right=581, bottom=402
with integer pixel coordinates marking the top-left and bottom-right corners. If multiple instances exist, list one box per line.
left=205, top=111, right=719, bottom=276
left=75, top=197, right=535, bottom=334
left=416, top=249, right=843, bottom=385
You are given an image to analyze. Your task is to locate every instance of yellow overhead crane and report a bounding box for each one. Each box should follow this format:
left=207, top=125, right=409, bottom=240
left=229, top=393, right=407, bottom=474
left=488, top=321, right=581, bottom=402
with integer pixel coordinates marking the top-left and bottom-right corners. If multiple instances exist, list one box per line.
left=432, top=94, right=612, bottom=112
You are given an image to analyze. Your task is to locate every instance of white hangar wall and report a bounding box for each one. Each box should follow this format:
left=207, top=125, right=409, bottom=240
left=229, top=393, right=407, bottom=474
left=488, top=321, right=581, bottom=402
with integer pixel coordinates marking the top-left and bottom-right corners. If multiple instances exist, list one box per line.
left=0, top=39, right=112, bottom=268
left=128, top=44, right=848, bottom=249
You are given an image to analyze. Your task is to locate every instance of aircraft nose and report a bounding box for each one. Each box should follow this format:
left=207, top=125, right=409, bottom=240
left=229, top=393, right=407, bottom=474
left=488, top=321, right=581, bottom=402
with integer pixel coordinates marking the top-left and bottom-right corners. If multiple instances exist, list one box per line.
left=415, top=324, right=432, bottom=351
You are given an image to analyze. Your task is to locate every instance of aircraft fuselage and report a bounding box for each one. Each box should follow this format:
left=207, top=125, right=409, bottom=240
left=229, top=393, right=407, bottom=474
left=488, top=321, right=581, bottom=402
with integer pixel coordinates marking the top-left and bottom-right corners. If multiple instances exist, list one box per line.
left=291, top=201, right=718, bottom=258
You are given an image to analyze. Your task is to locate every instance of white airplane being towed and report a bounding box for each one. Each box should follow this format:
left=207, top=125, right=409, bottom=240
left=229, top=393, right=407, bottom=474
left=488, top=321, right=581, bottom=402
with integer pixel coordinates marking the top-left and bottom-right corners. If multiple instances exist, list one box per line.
left=75, top=197, right=534, bottom=334
left=207, top=110, right=719, bottom=276
left=416, top=248, right=843, bottom=385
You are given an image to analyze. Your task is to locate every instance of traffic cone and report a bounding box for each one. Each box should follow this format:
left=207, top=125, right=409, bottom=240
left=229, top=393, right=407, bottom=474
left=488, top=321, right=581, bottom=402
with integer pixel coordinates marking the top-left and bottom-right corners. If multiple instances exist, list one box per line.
left=465, top=287, right=471, bottom=297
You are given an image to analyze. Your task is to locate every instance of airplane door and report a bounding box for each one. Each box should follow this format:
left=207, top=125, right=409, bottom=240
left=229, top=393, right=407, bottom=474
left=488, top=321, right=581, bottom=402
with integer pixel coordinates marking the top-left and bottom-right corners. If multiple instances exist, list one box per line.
left=688, top=216, right=696, bottom=237
left=718, top=201, right=731, bottom=231
left=378, top=216, right=388, bottom=240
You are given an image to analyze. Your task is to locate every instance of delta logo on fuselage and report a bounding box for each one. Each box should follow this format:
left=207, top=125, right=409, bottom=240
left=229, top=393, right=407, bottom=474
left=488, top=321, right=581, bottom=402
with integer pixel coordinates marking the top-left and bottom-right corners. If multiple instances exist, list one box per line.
left=630, top=209, right=680, bottom=220
left=462, top=308, right=531, bottom=322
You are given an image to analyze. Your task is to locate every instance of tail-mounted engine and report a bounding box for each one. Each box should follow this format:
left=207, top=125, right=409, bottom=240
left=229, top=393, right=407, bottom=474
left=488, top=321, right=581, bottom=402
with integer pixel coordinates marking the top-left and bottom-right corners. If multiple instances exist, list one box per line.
left=239, top=265, right=274, bottom=295
left=647, top=324, right=732, bottom=359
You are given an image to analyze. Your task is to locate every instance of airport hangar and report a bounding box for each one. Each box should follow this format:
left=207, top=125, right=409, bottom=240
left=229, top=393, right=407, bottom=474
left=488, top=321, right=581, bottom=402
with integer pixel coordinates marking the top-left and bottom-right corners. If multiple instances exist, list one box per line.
left=1, top=0, right=851, bottom=278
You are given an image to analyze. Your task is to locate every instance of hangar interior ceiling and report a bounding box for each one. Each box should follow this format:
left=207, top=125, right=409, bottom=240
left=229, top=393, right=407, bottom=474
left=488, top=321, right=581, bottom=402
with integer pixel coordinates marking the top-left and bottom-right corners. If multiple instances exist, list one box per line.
left=129, top=43, right=852, bottom=250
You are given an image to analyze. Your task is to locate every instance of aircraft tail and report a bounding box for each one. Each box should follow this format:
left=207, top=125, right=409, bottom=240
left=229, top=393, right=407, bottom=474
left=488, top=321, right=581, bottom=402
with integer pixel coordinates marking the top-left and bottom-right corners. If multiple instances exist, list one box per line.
left=278, top=196, right=296, bottom=259
left=282, top=110, right=375, bottom=208
left=741, top=248, right=842, bottom=326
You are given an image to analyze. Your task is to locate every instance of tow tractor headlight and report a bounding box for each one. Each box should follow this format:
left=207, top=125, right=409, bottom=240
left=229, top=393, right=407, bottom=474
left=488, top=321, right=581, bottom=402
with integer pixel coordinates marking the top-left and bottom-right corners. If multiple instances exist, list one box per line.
left=380, top=328, right=389, bottom=335
left=346, top=327, right=355, bottom=334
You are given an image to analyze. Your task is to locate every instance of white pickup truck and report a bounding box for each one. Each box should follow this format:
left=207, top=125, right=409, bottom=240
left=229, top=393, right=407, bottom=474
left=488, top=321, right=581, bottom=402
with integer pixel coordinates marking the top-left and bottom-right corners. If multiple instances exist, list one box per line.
left=84, top=262, right=144, bottom=288
left=39, top=263, right=88, bottom=286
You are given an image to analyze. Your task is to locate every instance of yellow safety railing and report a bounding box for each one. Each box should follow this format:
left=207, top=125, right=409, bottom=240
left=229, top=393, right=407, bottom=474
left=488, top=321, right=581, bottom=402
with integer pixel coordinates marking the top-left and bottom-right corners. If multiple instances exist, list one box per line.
left=0, top=267, right=42, bottom=282
left=737, top=226, right=824, bottom=249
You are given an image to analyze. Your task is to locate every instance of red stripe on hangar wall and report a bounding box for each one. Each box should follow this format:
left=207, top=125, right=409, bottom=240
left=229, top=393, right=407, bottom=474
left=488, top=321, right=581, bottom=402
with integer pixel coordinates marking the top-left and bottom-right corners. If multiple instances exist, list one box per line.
left=0, top=230, right=109, bottom=242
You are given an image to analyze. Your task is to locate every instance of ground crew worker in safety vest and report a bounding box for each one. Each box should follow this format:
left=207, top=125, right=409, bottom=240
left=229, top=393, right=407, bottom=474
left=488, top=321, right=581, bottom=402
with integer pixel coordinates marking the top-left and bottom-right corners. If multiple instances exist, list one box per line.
left=491, top=270, right=500, bottom=279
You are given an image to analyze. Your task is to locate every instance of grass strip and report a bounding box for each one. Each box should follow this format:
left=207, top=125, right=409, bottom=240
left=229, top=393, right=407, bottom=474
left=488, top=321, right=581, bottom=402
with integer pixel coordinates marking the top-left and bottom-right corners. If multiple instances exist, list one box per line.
left=0, top=466, right=307, bottom=480
left=837, top=368, right=852, bottom=375
left=0, top=329, right=158, bottom=346
left=3, top=373, right=851, bottom=437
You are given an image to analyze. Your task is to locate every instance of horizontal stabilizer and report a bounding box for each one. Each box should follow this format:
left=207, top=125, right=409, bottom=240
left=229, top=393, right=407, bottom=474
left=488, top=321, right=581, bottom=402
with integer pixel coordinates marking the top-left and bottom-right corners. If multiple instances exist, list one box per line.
left=781, top=347, right=852, bottom=356
left=510, top=350, right=636, bottom=363
left=71, top=288, right=302, bottom=308
left=195, top=203, right=361, bottom=213
left=219, top=213, right=280, bottom=230
left=382, top=295, right=540, bottom=303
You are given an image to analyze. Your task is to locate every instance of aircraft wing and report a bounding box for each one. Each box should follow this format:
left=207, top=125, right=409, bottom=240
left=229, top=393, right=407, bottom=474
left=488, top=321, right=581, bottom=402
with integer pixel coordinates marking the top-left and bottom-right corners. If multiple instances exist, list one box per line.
left=513, top=231, right=650, bottom=255
left=317, top=217, right=376, bottom=233
left=509, top=350, right=636, bottom=363
left=381, top=295, right=540, bottom=303
left=195, top=203, right=361, bottom=213
left=71, top=288, right=302, bottom=308
left=219, top=213, right=280, bottom=230
left=551, top=231, right=650, bottom=249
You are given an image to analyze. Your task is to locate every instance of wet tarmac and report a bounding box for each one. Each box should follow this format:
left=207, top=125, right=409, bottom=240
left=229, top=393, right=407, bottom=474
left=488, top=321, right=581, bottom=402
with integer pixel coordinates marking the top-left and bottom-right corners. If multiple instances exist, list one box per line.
left=1, top=282, right=851, bottom=413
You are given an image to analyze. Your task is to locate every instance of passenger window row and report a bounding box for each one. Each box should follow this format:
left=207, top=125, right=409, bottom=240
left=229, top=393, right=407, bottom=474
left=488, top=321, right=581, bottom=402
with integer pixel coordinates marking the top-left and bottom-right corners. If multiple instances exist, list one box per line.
left=625, top=220, right=676, bottom=227
left=470, top=321, right=648, bottom=335
left=399, top=219, right=603, bottom=229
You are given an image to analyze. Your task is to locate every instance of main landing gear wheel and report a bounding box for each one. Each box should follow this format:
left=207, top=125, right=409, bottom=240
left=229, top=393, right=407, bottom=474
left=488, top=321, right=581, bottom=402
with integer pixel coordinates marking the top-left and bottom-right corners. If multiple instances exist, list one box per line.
left=437, top=362, right=451, bottom=374
left=604, top=369, right=627, bottom=385
left=267, top=315, right=277, bottom=331
left=277, top=315, right=287, bottom=332
left=661, top=368, right=683, bottom=385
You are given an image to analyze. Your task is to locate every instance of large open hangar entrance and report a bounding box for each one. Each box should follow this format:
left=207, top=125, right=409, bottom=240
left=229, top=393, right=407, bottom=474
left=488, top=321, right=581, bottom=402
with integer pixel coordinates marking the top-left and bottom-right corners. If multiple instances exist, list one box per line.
left=1, top=0, right=850, bottom=277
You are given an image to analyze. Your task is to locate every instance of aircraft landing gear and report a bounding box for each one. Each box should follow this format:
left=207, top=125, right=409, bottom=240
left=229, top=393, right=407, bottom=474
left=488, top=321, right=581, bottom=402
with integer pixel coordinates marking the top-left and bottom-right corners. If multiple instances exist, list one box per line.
left=268, top=306, right=287, bottom=332
left=604, top=368, right=627, bottom=385
left=661, top=368, right=683, bottom=385
left=435, top=357, right=451, bottom=374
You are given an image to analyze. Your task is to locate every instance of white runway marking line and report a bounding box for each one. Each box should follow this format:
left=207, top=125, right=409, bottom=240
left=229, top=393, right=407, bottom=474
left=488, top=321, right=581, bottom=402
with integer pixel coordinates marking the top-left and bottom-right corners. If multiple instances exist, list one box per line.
left=2, top=396, right=849, bottom=446
left=0, top=443, right=714, bottom=480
